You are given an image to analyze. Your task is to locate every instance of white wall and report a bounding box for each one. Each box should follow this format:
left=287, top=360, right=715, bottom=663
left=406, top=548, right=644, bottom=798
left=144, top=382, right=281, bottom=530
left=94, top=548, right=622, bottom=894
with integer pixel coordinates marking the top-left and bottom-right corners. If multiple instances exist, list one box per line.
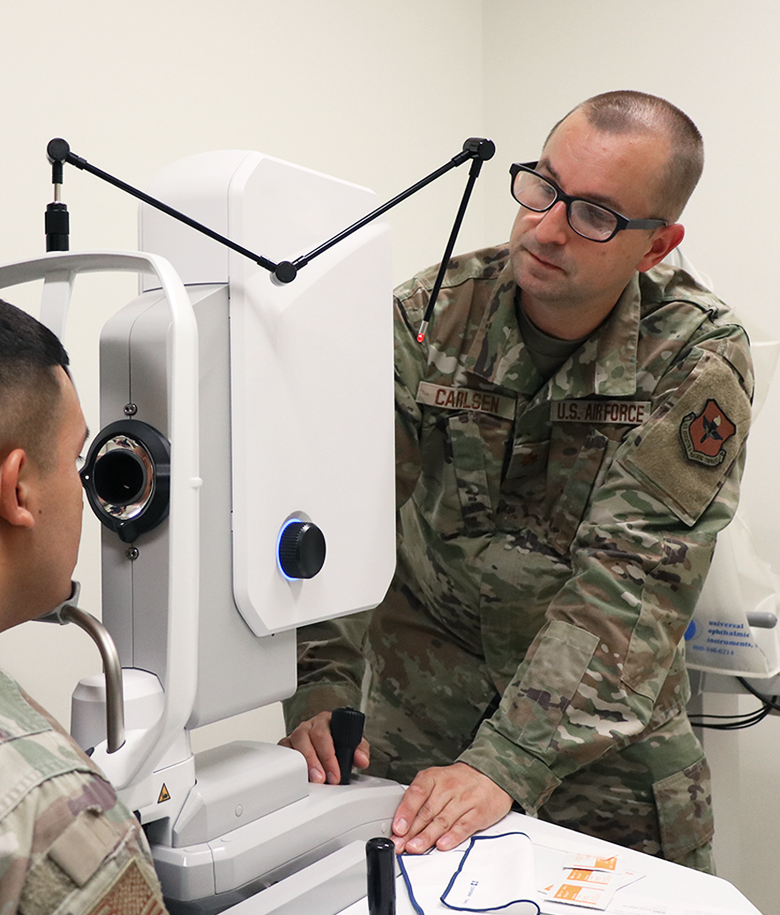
left=1, top=1, right=779, bottom=911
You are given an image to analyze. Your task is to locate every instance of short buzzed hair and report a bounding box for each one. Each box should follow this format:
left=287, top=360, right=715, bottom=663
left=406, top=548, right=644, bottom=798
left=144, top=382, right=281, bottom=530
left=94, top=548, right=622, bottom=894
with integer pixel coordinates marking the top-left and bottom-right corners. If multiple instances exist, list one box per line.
left=549, top=90, right=704, bottom=222
left=0, top=300, right=70, bottom=469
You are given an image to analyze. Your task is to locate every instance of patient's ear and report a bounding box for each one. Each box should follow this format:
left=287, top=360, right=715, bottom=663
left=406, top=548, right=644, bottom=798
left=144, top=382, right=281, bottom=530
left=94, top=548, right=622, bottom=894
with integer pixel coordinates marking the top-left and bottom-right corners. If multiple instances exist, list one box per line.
left=0, top=450, right=36, bottom=529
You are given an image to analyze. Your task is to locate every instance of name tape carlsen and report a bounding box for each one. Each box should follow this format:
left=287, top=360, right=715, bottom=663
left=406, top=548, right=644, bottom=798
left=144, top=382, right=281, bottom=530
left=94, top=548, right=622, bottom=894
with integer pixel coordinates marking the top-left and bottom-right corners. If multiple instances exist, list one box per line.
left=416, top=382, right=515, bottom=420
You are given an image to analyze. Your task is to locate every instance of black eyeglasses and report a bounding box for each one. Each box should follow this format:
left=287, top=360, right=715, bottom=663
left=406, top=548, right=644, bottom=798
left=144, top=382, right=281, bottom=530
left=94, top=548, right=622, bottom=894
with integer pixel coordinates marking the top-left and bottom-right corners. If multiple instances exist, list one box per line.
left=509, top=162, right=667, bottom=243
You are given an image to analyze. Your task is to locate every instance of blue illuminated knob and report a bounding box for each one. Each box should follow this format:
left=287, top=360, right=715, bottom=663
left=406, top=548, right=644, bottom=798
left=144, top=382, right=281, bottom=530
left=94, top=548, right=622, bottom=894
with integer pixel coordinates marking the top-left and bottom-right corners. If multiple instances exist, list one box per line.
left=278, top=520, right=326, bottom=579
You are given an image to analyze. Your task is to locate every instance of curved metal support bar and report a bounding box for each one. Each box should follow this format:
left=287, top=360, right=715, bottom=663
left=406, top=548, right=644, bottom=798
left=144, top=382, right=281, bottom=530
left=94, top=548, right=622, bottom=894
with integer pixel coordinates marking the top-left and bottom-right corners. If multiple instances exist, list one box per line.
left=60, top=606, right=126, bottom=753
left=0, top=250, right=200, bottom=791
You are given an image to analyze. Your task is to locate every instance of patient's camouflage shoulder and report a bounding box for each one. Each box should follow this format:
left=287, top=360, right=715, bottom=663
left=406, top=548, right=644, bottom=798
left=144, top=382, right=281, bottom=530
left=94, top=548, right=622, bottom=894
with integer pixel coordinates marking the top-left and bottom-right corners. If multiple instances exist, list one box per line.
left=0, top=670, right=166, bottom=913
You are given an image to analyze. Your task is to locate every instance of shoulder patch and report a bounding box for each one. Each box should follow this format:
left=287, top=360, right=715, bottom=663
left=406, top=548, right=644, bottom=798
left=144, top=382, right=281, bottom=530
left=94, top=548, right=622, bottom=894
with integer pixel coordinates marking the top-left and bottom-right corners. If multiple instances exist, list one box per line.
left=87, top=857, right=165, bottom=915
left=618, top=351, right=751, bottom=526
left=679, top=399, right=736, bottom=466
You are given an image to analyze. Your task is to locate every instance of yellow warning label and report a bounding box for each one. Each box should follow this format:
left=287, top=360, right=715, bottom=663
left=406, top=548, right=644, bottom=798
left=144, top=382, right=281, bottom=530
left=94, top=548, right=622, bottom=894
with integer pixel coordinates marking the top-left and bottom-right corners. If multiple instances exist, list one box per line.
left=157, top=784, right=171, bottom=804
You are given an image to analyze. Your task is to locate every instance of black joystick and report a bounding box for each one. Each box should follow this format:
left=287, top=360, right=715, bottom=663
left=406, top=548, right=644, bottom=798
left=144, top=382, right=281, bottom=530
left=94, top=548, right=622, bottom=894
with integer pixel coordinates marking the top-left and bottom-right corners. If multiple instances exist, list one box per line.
left=366, top=837, right=396, bottom=915
left=330, top=706, right=365, bottom=785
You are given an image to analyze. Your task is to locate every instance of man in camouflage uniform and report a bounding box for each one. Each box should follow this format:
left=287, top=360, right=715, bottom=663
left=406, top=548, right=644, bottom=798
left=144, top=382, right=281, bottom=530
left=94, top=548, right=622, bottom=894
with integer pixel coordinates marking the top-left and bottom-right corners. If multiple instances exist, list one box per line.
left=0, top=301, right=167, bottom=913
left=281, top=92, right=753, bottom=873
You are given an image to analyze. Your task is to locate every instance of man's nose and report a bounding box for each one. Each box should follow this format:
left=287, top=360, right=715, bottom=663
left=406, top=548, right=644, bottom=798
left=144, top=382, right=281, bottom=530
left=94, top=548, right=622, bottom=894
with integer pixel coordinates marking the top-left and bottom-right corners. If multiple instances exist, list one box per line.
left=534, top=200, right=570, bottom=245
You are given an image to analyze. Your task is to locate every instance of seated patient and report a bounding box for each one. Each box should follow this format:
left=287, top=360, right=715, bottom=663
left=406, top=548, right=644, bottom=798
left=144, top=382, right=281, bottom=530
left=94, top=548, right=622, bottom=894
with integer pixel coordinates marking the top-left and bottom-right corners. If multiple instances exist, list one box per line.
left=0, top=300, right=168, bottom=912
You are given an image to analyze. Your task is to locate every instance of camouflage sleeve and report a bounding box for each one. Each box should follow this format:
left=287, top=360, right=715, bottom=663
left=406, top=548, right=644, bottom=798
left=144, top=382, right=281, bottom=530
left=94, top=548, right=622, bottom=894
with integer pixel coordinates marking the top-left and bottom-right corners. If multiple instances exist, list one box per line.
left=0, top=679, right=167, bottom=913
left=459, top=330, right=754, bottom=814
left=0, top=760, right=166, bottom=914
left=282, top=612, right=370, bottom=732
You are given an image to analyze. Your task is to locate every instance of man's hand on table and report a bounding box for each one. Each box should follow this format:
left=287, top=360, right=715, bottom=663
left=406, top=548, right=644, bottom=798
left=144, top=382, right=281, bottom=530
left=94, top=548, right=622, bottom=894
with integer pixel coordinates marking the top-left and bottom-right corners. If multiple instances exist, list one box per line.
left=391, top=761, right=513, bottom=854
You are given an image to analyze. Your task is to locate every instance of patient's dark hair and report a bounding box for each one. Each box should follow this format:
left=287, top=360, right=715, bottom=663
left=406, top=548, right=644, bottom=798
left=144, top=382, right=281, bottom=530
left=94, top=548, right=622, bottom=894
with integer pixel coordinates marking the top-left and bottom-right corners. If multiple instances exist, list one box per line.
left=0, top=300, right=70, bottom=468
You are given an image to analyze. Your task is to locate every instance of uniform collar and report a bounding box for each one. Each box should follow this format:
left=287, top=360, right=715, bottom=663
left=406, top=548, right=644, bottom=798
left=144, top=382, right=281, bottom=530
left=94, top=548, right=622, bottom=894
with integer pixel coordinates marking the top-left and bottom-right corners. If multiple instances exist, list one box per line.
left=466, top=263, right=642, bottom=400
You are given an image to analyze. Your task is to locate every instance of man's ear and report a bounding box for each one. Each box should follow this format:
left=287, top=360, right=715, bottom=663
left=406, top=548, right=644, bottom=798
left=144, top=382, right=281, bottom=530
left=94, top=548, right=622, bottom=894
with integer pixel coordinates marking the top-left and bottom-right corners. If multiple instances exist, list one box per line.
left=637, top=223, right=686, bottom=273
left=0, top=449, right=36, bottom=529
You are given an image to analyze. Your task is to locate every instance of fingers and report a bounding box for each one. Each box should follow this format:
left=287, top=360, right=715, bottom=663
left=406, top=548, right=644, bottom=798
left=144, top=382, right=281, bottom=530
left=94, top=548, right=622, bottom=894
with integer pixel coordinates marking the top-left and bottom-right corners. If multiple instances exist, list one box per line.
left=392, top=770, right=465, bottom=853
left=279, top=711, right=339, bottom=784
left=391, top=770, right=439, bottom=851
left=278, top=712, right=371, bottom=784
left=354, top=737, right=371, bottom=770
left=391, top=763, right=512, bottom=855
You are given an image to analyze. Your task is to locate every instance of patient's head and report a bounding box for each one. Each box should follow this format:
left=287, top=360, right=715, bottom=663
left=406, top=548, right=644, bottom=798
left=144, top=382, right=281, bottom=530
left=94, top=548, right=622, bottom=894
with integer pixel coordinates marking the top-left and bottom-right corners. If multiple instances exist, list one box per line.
left=0, top=301, right=87, bottom=628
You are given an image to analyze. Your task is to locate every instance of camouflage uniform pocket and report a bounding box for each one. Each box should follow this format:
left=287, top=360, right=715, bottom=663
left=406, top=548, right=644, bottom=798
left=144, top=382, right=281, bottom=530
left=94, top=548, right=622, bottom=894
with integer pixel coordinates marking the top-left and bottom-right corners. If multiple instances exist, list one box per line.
left=538, top=744, right=714, bottom=873
left=447, top=412, right=511, bottom=532
left=652, top=756, right=715, bottom=871
left=504, top=439, right=550, bottom=502
left=412, top=411, right=463, bottom=537
left=547, top=429, right=610, bottom=554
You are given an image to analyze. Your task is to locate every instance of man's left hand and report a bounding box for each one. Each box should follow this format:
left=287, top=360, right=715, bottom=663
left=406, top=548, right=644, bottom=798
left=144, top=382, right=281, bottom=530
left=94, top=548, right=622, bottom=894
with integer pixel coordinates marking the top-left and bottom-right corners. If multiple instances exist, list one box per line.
left=391, top=762, right=512, bottom=854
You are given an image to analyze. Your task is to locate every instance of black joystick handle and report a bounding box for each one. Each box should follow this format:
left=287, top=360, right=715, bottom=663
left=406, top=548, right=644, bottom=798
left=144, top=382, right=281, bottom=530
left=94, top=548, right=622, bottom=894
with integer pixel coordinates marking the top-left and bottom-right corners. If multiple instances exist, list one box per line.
left=366, top=837, right=396, bottom=915
left=330, top=706, right=365, bottom=785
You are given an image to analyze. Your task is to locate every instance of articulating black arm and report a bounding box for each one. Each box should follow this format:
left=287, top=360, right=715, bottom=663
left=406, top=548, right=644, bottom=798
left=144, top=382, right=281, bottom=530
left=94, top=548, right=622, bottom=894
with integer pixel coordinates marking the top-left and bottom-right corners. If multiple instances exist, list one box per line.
left=45, top=135, right=495, bottom=339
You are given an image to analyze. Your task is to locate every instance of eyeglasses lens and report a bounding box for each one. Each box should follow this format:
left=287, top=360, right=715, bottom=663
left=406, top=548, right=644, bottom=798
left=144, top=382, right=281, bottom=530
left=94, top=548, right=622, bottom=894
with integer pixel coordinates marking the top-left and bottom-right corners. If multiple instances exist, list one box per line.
left=512, top=169, right=618, bottom=242
left=569, top=201, right=617, bottom=242
left=513, top=171, right=555, bottom=212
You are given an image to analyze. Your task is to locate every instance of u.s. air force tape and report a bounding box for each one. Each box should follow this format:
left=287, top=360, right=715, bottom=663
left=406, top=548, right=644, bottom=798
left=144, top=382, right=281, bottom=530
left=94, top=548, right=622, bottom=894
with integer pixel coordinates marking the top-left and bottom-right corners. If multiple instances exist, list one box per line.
left=416, top=382, right=516, bottom=419
left=552, top=399, right=652, bottom=425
